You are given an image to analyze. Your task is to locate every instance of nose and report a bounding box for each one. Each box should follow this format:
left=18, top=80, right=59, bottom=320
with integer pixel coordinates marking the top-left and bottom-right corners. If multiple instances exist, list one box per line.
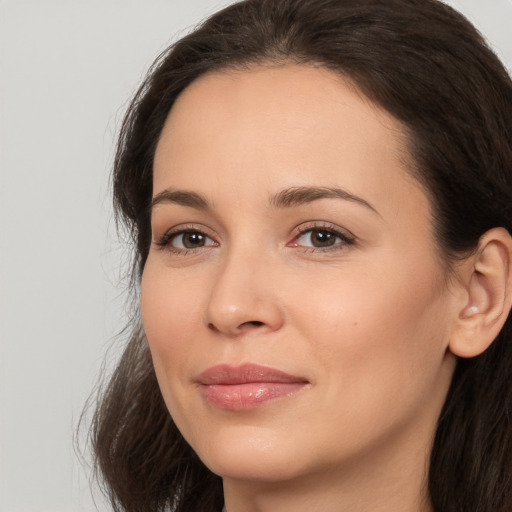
left=204, top=248, right=285, bottom=337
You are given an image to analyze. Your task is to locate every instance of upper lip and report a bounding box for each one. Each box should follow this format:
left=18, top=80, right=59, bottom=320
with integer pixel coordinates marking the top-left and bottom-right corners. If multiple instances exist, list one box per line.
left=197, top=364, right=308, bottom=385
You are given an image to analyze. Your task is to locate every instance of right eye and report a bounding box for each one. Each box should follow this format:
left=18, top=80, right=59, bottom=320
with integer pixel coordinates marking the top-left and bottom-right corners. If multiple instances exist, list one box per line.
left=155, top=228, right=218, bottom=252
left=170, top=230, right=216, bottom=249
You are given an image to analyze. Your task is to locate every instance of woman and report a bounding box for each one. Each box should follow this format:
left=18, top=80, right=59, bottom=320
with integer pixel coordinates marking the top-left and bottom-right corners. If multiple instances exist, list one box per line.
left=90, top=0, right=512, bottom=511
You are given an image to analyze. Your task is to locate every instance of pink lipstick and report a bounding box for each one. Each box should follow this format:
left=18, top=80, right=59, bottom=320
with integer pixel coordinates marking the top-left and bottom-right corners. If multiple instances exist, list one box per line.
left=197, top=364, right=308, bottom=410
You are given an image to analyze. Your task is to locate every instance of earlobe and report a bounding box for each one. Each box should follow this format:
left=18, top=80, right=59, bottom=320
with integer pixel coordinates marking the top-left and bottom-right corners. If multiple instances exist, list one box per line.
left=449, top=228, right=512, bottom=358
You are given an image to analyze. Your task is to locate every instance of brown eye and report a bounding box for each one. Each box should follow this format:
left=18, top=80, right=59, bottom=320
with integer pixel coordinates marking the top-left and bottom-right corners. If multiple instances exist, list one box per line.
left=291, top=226, right=355, bottom=250
left=308, top=229, right=337, bottom=247
left=171, top=231, right=216, bottom=249
left=296, top=229, right=340, bottom=248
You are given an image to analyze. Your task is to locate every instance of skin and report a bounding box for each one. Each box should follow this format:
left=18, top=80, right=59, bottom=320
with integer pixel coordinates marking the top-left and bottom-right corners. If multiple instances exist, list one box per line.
left=141, top=65, right=463, bottom=512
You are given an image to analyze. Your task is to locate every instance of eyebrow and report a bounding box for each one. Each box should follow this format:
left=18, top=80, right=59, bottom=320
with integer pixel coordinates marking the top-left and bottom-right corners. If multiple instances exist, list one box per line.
left=150, top=185, right=378, bottom=215
left=151, top=189, right=210, bottom=210
left=270, top=186, right=379, bottom=214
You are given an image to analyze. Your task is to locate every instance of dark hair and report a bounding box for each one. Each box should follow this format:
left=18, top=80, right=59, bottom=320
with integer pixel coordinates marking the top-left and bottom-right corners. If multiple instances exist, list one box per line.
left=90, top=1, right=512, bottom=511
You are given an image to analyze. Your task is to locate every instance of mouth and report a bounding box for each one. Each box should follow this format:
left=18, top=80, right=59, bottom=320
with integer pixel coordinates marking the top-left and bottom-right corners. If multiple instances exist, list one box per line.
left=196, top=363, right=309, bottom=410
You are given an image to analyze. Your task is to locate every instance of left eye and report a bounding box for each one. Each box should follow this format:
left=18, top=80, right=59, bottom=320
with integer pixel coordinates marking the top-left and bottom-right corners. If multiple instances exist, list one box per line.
left=294, top=228, right=348, bottom=248
left=170, top=231, right=216, bottom=249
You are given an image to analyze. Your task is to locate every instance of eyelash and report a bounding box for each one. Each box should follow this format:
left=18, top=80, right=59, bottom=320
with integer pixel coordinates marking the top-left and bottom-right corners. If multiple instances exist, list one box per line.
left=154, top=222, right=355, bottom=255
left=154, top=225, right=217, bottom=255
left=289, top=222, right=356, bottom=252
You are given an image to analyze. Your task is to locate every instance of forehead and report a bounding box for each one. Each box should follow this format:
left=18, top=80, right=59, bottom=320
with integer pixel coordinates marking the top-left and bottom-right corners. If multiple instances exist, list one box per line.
left=153, top=64, right=428, bottom=223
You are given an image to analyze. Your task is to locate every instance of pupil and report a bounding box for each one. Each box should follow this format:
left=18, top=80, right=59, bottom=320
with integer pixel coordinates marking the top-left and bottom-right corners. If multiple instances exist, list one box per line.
left=184, top=232, right=204, bottom=248
left=312, top=230, right=334, bottom=247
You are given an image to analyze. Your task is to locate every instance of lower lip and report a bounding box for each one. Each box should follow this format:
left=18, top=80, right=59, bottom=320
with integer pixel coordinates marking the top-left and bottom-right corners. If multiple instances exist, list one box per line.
left=200, top=382, right=307, bottom=410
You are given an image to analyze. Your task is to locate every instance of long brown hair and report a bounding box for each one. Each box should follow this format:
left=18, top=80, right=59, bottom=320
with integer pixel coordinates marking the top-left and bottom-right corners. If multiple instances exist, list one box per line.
left=90, top=1, right=512, bottom=511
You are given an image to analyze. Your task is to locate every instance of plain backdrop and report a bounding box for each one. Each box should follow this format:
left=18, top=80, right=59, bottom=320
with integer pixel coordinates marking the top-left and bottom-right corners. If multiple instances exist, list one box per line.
left=0, top=1, right=511, bottom=511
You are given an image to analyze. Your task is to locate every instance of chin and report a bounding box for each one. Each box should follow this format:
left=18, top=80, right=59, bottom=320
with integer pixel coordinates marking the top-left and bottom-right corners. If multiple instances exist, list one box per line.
left=189, top=424, right=309, bottom=482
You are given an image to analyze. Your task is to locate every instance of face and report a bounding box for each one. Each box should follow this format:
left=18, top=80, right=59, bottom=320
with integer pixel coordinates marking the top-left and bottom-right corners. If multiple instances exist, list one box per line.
left=141, top=65, right=458, bottom=486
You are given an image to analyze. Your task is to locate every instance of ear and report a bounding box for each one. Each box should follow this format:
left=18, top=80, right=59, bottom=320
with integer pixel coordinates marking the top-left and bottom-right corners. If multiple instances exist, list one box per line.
left=449, top=227, right=512, bottom=358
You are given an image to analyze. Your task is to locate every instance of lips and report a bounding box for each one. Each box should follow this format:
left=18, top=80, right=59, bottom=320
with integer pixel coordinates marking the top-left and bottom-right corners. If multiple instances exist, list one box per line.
left=196, top=364, right=309, bottom=410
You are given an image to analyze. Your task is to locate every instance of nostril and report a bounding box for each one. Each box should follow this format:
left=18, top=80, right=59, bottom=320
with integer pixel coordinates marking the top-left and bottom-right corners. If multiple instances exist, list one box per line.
left=237, top=320, right=265, bottom=333
left=207, top=320, right=264, bottom=335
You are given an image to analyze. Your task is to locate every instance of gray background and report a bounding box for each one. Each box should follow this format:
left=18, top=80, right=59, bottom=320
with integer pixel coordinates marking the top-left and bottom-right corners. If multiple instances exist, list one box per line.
left=1, top=1, right=511, bottom=511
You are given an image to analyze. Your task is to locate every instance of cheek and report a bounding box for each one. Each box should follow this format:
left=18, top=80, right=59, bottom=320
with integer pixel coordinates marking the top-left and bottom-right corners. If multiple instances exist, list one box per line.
left=141, top=258, right=204, bottom=337
left=289, top=258, right=451, bottom=400
left=140, top=262, right=205, bottom=403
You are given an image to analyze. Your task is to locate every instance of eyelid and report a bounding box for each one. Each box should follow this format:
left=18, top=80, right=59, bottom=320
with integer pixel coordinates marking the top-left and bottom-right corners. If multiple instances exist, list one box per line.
left=153, top=224, right=219, bottom=250
left=288, top=221, right=356, bottom=250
